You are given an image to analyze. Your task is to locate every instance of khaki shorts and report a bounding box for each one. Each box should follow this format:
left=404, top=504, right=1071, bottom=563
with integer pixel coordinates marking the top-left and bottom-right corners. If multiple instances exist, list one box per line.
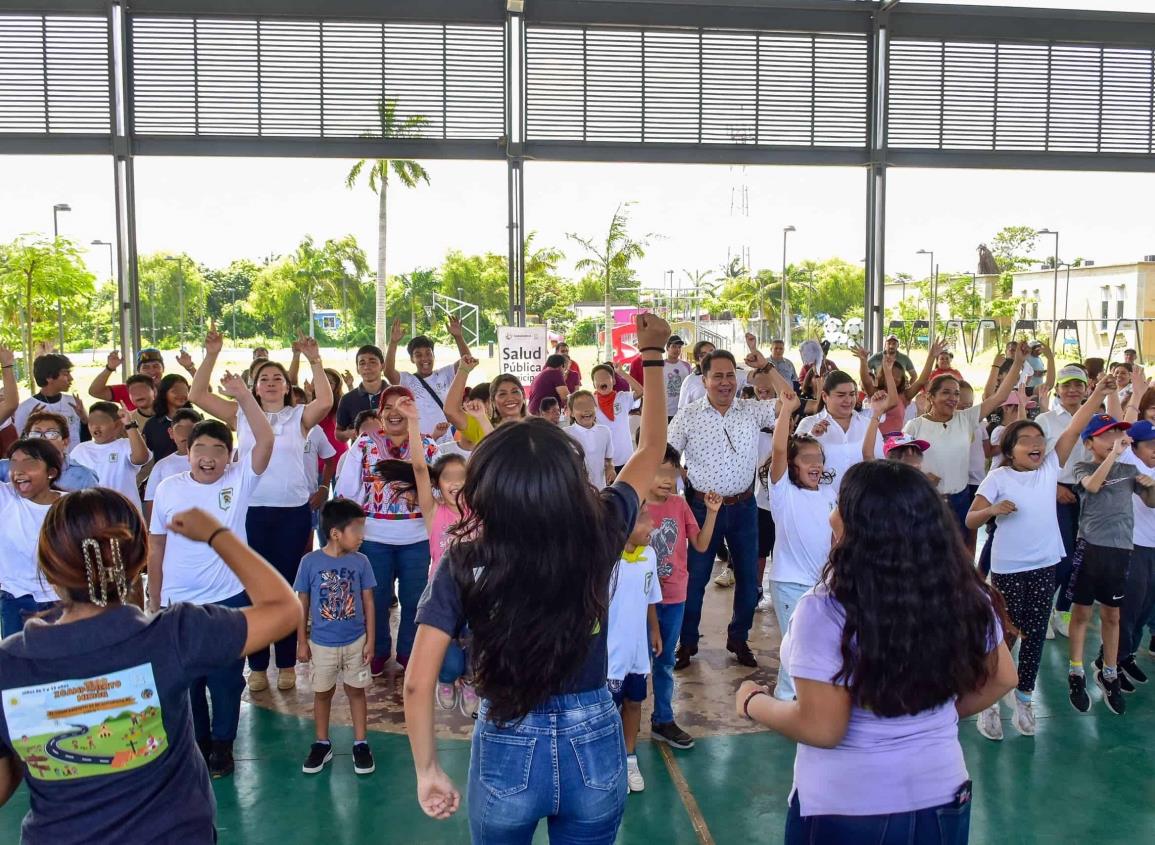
left=310, top=635, right=371, bottom=692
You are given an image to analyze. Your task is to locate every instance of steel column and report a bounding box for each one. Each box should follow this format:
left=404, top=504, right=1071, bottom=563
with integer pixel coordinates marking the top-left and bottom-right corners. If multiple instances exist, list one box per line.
left=110, top=1, right=141, bottom=368
left=864, top=9, right=889, bottom=351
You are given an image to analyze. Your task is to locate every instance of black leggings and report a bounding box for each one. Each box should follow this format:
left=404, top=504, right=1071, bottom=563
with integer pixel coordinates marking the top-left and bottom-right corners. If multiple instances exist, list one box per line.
left=992, top=565, right=1057, bottom=694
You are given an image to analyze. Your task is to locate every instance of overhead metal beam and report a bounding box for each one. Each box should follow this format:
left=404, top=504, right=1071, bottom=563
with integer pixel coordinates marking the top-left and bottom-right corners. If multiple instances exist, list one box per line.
left=523, top=142, right=870, bottom=167
left=525, top=0, right=872, bottom=35
left=888, top=149, right=1155, bottom=175
left=129, top=136, right=506, bottom=160
left=119, top=0, right=505, bottom=24
left=0, top=134, right=113, bottom=155
left=889, top=2, right=1155, bottom=49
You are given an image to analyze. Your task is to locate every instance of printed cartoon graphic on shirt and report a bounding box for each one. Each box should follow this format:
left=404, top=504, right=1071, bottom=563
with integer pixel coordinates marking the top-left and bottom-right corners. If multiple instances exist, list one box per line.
left=319, top=568, right=358, bottom=622
left=2, top=665, right=168, bottom=781
left=650, top=518, right=680, bottom=580
left=666, top=369, right=686, bottom=398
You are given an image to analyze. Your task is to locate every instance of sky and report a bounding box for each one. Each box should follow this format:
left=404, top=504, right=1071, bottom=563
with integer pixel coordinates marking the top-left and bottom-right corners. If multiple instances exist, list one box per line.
left=4, top=0, right=1155, bottom=297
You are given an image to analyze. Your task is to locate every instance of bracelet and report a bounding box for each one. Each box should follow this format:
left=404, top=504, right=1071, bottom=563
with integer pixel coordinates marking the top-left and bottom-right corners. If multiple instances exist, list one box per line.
left=742, top=688, right=769, bottom=720
left=207, top=527, right=229, bottom=548
left=639, top=347, right=665, bottom=355
left=106, top=365, right=117, bottom=372
left=642, top=360, right=665, bottom=368
left=124, top=421, right=139, bottom=430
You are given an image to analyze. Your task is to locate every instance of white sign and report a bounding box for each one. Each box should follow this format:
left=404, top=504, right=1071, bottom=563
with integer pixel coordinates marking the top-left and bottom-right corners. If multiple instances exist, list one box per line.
left=498, top=326, right=549, bottom=384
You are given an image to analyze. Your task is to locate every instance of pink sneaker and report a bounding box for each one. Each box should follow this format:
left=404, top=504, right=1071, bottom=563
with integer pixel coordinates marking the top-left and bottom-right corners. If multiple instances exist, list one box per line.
left=458, top=681, right=480, bottom=719
left=436, top=683, right=458, bottom=710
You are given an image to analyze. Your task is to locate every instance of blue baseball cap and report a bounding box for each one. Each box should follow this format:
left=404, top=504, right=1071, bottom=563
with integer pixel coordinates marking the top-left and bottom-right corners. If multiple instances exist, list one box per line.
left=1081, top=414, right=1130, bottom=441
left=1130, top=420, right=1155, bottom=443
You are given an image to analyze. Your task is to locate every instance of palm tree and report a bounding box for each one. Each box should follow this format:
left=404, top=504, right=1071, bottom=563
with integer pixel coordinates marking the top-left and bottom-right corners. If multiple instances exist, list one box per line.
left=682, top=268, right=717, bottom=321
left=567, top=203, right=651, bottom=361
left=345, top=99, right=431, bottom=348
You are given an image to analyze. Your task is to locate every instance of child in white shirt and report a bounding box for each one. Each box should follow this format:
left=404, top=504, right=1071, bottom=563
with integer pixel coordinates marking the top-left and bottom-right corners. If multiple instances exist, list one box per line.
left=69, top=401, right=151, bottom=511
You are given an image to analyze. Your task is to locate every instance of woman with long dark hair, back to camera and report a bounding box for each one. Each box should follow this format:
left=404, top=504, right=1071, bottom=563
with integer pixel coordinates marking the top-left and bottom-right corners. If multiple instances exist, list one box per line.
left=737, top=460, right=1017, bottom=845
left=403, top=314, right=672, bottom=844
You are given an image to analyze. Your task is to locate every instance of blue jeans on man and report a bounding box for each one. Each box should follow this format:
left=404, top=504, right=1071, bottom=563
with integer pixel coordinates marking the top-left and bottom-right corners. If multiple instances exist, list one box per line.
left=190, top=591, right=249, bottom=743
left=651, top=601, right=685, bottom=725
left=359, top=539, right=430, bottom=663
left=0, top=591, right=57, bottom=639
left=680, top=495, right=759, bottom=649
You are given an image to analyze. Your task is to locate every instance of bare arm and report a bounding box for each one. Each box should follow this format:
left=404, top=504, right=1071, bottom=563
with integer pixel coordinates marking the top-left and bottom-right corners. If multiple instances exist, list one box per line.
left=980, top=344, right=1027, bottom=418
left=403, top=402, right=438, bottom=536
left=287, top=343, right=301, bottom=386
left=956, top=641, right=1018, bottom=717
left=1081, top=444, right=1122, bottom=494
left=0, top=346, right=19, bottom=425
left=447, top=317, right=471, bottom=358
left=124, top=411, right=150, bottom=467
left=88, top=350, right=121, bottom=400
left=362, top=589, right=376, bottom=659
left=614, top=315, right=673, bottom=501
left=403, top=624, right=462, bottom=819
left=1056, top=380, right=1111, bottom=467
left=221, top=374, right=274, bottom=475
left=188, top=330, right=239, bottom=426
left=906, top=340, right=943, bottom=400
left=148, top=534, right=166, bottom=613
left=1040, top=344, right=1056, bottom=397
left=853, top=347, right=876, bottom=394
left=616, top=363, right=643, bottom=399
left=983, top=354, right=1005, bottom=398
left=771, top=390, right=801, bottom=484
left=742, top=678, right=853, bottom=749
left=297, top=336, right=333, bottom=431
left=442, top=356, right=478, bottom=432
left=1136, top=476, right=1155, bottom=508
left=383, top=319, right=404, bottom=385
left=689, top=495, right=721, bottom=552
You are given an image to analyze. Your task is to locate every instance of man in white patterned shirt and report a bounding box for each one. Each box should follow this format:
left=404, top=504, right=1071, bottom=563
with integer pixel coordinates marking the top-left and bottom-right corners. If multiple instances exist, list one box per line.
left=668, top=349, right=777, bottom=668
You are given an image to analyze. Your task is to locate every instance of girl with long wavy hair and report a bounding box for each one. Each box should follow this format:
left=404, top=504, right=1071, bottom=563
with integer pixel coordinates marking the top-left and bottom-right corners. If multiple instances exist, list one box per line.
left=403, top=314, right=672, bottom=844
left=738, top=461, right=1017, bottom=844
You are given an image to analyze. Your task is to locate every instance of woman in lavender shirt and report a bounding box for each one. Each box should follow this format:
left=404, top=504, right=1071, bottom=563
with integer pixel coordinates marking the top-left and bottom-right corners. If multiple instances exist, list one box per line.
left=737, top=461, right=1018, bottom=844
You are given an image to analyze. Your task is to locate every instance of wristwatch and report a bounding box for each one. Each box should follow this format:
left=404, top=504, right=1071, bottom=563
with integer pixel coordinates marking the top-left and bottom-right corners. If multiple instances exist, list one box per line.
left=125, top=421, right=139, bottom=430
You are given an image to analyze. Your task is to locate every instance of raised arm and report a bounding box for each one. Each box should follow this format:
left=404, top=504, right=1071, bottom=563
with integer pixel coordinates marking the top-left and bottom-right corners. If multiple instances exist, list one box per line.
left=771, top=389, right=801, bottom=484
left=1106, top=373, right=1125, bottom=421
left=400, top=398, right=437, bottom=534
left=980, top=342, right=1027, bottom=418
left=442, top=355, right=479, bottom=432
left=1082, top=437, right=1126, bottom=494
left=0, top=346, right=18, bottom=425
left=286, top=340, right=302, bottom=386
left=906, top=339, right=944, bottom=400
left=1039, top=343, right=1056, bottom=397
left=295, top=335, right=333, bottom=430
left=167, top=508, right=299, bottom=656
left=188, top=328, right=239, bottom=426
left=383, top=319, right=405, bottom=385
left=122, top=407, right=151, bottom=467
left=1124, top=367, right=1147, bottom=423
left=861, top=390, right=890, bottom=463
left=984, top=352, right=1005, bottom=399
left=447, top=316, right=471, bottom=358
left=615, top=361, right=643, bottom=399
left=88, top=350, right=122, bottom=401
left=221, top=372, right=274, bottom=474
left=852, top=346, right=876, bottom=395
left=614, top=314, right=672, bottom=500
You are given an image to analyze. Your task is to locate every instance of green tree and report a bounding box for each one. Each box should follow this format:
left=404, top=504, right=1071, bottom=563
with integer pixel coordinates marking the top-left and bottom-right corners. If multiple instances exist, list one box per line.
left=393, top=267, right=441, bottom=336
left=0, top=235, right=95, bottom=388
left=566, top=203, right=653, bottom=359
left=438, top=250, right=509, bottom=342
left=292, top=234, right=369, bottom=335
left=344, top=99, right=431, bottom=349
left=203, top=259, right=261, bottom=334
left=137, top=253, right=207, bottom=347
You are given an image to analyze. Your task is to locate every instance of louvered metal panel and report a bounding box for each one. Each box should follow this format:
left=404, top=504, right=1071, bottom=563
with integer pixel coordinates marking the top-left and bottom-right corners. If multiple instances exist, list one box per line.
left=525, top=25, right=868, bottom=148
left=130, top=16, right=505, bottom=140
left=0, top=14, right=110, bottom=134
left=888, top=38, right=1155, bottom=155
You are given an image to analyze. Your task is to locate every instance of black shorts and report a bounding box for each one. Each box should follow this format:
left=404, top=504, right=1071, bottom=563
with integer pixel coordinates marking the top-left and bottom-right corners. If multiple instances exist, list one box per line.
left=1068, top=540, right=1131, bottom=608
left=758, top=507, right=775, bottom=559
left=608, top=673, right=648, bottom=706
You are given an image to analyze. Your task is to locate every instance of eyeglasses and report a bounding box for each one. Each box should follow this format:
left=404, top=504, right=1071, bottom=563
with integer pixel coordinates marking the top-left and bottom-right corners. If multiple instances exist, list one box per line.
left=27, top=430, right=63, bottom=440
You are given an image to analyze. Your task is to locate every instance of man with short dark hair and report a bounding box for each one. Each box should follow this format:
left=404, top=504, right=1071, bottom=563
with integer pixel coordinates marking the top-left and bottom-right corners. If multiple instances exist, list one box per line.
left=1124, top=348, right=1139, bottom=366
left=335, top=343, right=388, bottom=442
left=13, top=353, right=86, bottom=452
left=383, top=316, right=471, bottom=439
left=867, top=334, right=916, bottom=379
left=88, top=347, right=194, bottom=411
left=668, top=347, right=777, bottom=669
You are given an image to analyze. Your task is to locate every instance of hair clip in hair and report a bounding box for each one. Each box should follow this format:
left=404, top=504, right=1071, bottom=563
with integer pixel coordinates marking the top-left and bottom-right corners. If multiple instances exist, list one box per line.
left=81, top=538, right=130, bottom=608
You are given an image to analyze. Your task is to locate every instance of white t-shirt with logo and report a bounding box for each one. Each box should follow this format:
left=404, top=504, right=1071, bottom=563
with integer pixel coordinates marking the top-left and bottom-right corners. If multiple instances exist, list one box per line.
left=14, top=395, right=84, bottom=453
left=663, top=361, right=693, bottom=417
left=237, top=404, right=310, bottom=509
left=607, top=546, right=663, bottom=680
left=144, top=452, right=190, bottom=502
left=149, top=462, right=260, bottom=605
left=303, top=425, right=337, bottom=493
left=70, top=438, right=150, bottom=511
left=0, top=485, right=55, bottom=602
left=399, top=363, right=456, bottom=440
left=975, top=451, right=1065, bottom=574
left=565, top=423, right=614, bottom=488
left=768, top=474, right=836, bottom=586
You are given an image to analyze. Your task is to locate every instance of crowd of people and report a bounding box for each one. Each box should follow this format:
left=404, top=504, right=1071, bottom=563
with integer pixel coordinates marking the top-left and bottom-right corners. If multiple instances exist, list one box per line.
left=0, top=313, right=1150, bottom=844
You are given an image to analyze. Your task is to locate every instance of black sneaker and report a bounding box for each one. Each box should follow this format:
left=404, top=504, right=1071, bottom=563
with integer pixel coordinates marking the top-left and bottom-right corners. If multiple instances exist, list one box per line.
left=726, top=638, right=758, bottom=668
left=1120, top=656, right=1149, bottom=685
left=674, top=643, right=697, bottom=671
left=1068, top=673, right=1091, bottom=713
left=196, top=737, right=212, bottom=763
left=1094, top=655, right=1136, bottom=693
left=1095, top=670, right=1126, bottom=715
left=352, top=743, right=375, bottom=775
left=651, top=721, right=695, bottom=750
left=209, top=740, right=235, bottom=779
left=302, top=742, right=333, bottom=774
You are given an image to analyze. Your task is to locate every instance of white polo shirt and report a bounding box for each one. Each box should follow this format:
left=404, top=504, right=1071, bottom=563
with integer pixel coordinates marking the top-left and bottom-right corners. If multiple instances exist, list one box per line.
left=69, top=438, right=150, bottom=512
left=565, top=422, right=614, bottom=489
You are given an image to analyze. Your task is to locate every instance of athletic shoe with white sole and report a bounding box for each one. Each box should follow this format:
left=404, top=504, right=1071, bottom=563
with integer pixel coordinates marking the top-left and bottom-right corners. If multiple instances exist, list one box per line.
left=353, top=743, right=375, bottom=775
left=1120, top=656, right=1149, bottom=685
left=626, top=755, right=645, bottom=792
left=1051, top=610, right=1070, bottom=638
left=302, top=742, right=333, bottom=774
left=976, top=704, right=1003, bottom=741
left=1095, top=670, right=1126, bottom=715
left=1010, top=696, right=1037, bottom=736
left=714, top=568, right=735, bottom=588
left=436, top=682, right=457, bottom=710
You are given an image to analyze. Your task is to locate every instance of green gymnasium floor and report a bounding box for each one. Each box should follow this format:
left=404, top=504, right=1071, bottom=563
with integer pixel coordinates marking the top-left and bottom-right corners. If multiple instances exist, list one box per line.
left=2, top=587, right=1153, bottom=844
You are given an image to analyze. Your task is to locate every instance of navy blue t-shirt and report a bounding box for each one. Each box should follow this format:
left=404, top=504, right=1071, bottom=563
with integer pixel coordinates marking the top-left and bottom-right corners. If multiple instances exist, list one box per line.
left=0, top=603, right=247, bottom=843
left=415, top=482, right=639, bottom=695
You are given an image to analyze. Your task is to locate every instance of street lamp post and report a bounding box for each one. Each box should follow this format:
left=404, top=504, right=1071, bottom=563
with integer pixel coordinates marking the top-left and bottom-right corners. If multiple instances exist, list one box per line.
left=91, top=240, right=116, bottom=355
left=916, top=249, right=935, bottom=344
left=781, top=225, right=796, bottom=347
left=52, top=203, right=71, bottom=350
left=1038, top=229, right=1060, bottom=344
left=164, top=256, right=187, bottom=348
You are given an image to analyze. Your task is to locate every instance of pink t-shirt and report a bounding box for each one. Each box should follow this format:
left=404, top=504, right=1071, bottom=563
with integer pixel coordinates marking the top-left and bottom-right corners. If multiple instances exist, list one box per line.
left=878, top=395, right=908, bottom=438
left=647, top=495, right=700, bottom=604
left=428, top=503, right=460, bottom=575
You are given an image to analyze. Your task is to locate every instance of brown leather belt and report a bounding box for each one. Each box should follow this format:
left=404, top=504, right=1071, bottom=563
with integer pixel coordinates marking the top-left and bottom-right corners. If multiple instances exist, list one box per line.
left=692, top=488, right=753, bottom=506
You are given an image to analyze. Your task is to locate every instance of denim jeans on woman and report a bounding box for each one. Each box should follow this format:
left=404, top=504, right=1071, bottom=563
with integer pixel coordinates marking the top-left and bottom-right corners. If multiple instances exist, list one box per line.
left=468, top=688, right=626, bottom=844
left=786, top=791, right=971, bottom=845
left=190, top=591, right=249, bottom=743
left=359, top=539, right=430, bottom=662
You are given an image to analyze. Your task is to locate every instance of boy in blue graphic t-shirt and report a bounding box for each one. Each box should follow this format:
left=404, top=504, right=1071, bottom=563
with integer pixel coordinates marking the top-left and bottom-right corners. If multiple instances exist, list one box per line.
left=293, top=499, right=377, bottom=776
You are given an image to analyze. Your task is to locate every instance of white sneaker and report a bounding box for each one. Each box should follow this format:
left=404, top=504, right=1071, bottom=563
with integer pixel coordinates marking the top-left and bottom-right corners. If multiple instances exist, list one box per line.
left=976, top=704, right=1003, bottom=741
left=1045, top=615, right=1055, bottom=640
left=756, top=595, right=772, bottom=613
left=714, top=568, right=735, bottom=588
left=1051, top=610, right=1070, bottom=638
left=1010, top=695, right=1036, bottom=736
left=436, top=682, right=457, bottom=711
left=626, top=755, right=645, bottom=792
